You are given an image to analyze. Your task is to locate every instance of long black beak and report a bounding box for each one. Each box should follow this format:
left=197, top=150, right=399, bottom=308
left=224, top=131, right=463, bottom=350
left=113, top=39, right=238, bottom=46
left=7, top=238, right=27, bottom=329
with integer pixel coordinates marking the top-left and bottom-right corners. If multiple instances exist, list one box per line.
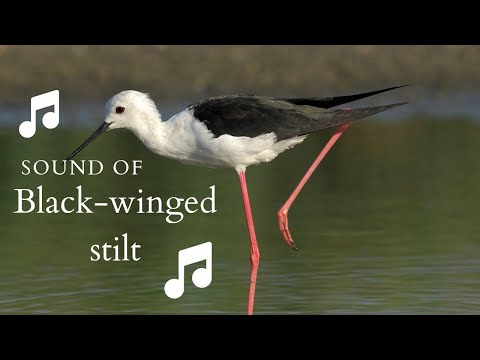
left=65, top=122, right=111, bottom=161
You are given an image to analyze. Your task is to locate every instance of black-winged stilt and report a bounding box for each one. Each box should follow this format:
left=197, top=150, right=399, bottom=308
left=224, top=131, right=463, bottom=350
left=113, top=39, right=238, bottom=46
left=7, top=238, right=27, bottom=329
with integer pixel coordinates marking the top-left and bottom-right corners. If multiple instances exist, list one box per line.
left=66, top=85, right=407, bottom=315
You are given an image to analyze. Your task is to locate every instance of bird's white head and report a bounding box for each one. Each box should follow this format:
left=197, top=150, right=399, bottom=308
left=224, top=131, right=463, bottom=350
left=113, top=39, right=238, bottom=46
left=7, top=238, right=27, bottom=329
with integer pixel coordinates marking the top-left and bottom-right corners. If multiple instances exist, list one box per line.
left=104, top=90, right=160, bottom=131
left=65, top=90, right=161, bottom=161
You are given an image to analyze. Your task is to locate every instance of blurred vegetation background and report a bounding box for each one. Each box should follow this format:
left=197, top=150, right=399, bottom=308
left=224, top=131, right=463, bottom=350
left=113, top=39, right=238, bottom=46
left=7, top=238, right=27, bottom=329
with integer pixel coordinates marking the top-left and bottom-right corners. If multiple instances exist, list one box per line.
left=0, top=45, right=479, bottom=103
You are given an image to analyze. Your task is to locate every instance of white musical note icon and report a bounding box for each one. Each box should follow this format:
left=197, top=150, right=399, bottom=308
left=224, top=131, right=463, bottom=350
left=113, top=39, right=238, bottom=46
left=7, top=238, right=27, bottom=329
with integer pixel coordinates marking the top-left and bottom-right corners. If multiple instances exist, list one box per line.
left=164, top=241, right=212, bottom=299
left=19, top=90, right=60, bottom=138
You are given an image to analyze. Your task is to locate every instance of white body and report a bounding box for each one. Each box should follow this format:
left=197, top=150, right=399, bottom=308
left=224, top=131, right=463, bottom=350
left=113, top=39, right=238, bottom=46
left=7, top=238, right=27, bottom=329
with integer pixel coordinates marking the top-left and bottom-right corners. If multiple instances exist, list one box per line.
left=139, top=108, right=305, bottom=170
left=105, top=91, right=306, bottom=171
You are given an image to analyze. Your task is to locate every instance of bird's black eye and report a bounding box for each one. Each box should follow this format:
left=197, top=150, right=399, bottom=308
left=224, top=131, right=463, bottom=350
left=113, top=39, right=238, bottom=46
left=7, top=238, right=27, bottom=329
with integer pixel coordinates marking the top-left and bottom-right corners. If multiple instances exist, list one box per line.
left=116, top=106, right=126, bottom=114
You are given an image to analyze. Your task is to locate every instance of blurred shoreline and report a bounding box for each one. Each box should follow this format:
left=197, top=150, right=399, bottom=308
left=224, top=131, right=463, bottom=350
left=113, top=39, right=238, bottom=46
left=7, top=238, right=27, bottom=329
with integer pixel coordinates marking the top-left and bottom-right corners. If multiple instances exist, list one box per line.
left=2, top=92, right=479, bottom=129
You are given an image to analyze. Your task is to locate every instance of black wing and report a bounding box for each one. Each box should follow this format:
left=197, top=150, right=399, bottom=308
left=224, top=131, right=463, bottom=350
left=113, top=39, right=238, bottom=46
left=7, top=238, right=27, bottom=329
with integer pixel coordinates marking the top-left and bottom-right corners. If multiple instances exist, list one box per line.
left=191, top=86, right=407, bottom=141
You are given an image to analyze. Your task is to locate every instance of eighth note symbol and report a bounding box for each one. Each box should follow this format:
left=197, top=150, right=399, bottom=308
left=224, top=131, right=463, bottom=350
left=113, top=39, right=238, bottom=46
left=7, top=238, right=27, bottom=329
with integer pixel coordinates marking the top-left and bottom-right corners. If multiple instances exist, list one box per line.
left=164, top=242, right=213, bottom=299
left=19, top=90, right=60, bottom=138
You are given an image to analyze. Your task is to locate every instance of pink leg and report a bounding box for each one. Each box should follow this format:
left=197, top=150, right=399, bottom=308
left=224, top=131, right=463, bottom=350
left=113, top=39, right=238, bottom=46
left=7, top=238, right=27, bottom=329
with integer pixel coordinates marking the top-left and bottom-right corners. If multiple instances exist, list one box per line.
left=278, top=122, right=351, bottom=249
left=238, top=169, right=260, bottom=315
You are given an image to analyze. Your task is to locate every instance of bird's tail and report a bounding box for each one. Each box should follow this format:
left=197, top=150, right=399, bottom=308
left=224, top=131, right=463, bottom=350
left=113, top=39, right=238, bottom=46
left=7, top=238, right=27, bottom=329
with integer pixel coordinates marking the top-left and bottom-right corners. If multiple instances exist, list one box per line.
left=299, top=102, right=408, bottom=136
left=286, top=85, right=409, bottom=109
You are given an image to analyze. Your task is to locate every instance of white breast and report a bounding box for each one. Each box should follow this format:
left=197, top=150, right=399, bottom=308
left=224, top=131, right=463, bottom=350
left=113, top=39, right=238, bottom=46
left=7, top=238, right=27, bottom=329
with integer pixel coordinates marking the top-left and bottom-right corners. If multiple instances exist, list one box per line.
left=148, top=109, right=307, bottom=171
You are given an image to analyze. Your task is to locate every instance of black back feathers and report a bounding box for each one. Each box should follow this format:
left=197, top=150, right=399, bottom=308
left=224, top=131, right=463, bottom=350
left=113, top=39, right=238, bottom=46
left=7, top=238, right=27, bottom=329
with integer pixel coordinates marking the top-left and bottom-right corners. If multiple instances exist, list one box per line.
left=191, top=86, right=407, bottom=141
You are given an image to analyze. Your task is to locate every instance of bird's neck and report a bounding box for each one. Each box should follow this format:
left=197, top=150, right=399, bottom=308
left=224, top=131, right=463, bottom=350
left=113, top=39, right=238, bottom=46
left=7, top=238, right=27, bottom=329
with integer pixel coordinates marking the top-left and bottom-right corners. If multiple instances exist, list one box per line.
left=130, top=115, right=176, bottom=159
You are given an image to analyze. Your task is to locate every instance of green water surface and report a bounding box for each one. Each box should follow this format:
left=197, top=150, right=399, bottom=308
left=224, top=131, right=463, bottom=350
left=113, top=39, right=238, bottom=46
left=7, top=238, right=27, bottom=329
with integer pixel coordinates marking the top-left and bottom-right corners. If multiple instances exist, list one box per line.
left=1, top=117, right=479, bottom=314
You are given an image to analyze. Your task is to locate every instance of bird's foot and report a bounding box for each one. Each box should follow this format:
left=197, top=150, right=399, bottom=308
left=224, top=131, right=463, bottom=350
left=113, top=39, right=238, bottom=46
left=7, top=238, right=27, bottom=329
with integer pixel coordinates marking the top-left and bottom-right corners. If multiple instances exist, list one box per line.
left=277, top=210, right=298, bottom=251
